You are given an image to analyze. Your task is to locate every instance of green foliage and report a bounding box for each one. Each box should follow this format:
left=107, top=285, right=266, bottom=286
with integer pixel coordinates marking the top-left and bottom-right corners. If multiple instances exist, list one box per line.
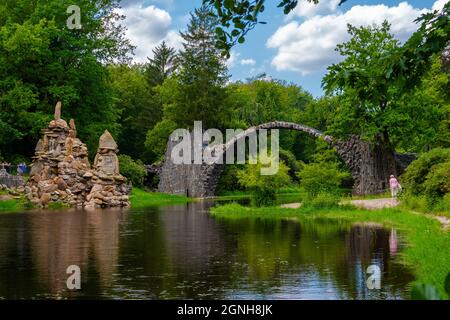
left=227, top=80, right=312, bottom=128
left=130, top=188, right=191, bottom=208
left=323, top=21, right=450, bottom=154
left=211, top=205, right=450, bottom=298
left=109, top=64, right=160, bottom=162
left=323, top=22, right=401, bottom=144
left=118, top=154, right=147, bottom=188
left=253, top=187, right=277, bottom=207
left=412, top=277, right=450, bottom=300
left=297, top=162, right=350, bottom=198
left=216, top=164, right=245, bottom=194
left=0, top=0, right=132, bottom=160
left=401, top=148, right=450, bottom=196
left=401, top=148, right=450, bottom=212
left=411, top=283, right=444, bottom=300
left=203, top=0, right=347, bottom=54
left=279, top=148, right=303, bottom=180
left=162, top=6, right=229, bottom=129
left=303, top=192, right=340, bottom=209
left=145, top=41, right=178, bottom=87
left=423, top=161, right=450, bottom=203
left=237, top=155, right=291, bottom=206
left=47, top=201, right=70, bottom=210
left=145, top=119, right=177, bottom=161
left=386, top=2, right=450, bottom=90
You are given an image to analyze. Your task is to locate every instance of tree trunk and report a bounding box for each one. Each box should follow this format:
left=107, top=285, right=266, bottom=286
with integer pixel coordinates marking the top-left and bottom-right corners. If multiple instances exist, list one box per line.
left=333, top=135, right=398, bottom=195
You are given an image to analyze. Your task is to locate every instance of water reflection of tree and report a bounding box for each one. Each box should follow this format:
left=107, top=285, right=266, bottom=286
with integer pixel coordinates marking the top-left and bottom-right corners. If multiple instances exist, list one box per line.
left=0, top=204, right=415, bottom=300
left=118, top=201, right=236, bottom=299
left=219, top=218, right=414, bottom=299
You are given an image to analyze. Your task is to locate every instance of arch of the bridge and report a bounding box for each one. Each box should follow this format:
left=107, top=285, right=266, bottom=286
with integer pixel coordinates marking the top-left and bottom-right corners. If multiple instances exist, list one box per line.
left=159, top=121, right=413, bottom=197
left=204, top=121, right=334, bottom=161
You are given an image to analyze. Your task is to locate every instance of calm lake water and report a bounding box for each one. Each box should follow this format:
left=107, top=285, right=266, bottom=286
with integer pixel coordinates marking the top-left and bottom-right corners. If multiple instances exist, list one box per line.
left=0, top=201, right=414, bottom=299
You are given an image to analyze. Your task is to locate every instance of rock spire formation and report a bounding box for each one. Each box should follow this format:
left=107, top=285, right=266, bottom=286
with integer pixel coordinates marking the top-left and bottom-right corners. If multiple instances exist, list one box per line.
left=26, top=102, right=130, bottom=208
left=84, top=130, right=130, bottom=209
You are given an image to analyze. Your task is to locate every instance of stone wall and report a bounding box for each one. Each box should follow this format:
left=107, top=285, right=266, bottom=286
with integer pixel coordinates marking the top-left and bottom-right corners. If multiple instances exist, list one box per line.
left=158, top=136, right=224, bottom=198
left=0, top=169, right=24, bottom=189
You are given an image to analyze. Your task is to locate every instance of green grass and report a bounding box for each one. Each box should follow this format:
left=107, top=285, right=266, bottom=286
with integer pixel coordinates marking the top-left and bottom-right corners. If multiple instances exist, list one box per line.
left=342, top=192, right=392, bottom=200
left=0, top=199, right=21, bottom=211
left=211, top=203, right=450, bottom=299
left=0, top=196, right=32, bottom=212
left=215, top=188, right=305, bottom=202
left=130, top=188, right=192, bottom=208
left=1, top=187, right=193, bottom=211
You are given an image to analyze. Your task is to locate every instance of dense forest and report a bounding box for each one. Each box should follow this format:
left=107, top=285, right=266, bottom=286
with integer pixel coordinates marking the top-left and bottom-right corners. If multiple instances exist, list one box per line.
left=0, top=0, right=449, bottom=210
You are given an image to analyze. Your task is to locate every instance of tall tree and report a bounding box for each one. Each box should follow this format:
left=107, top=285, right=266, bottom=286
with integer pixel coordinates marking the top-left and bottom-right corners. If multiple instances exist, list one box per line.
left=145, top=41, right=178, bottom=87
left=162, top=6, right=230, bottom=129
left=109, top=64, right=161, bottom=162
left=0, top=0, right=133, bottom=159
left=322, top=21, right=449, bottom=193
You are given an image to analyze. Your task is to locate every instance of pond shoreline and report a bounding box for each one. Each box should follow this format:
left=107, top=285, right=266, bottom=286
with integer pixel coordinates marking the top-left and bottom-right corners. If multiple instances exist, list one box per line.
left=210, top=203, right=450, bottom=299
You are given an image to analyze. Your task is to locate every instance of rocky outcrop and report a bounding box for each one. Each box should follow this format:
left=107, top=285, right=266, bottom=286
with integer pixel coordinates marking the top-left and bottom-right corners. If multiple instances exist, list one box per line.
left=26, top=102, right=130, bottom=208
left=84, top=130, right=130, bottom=209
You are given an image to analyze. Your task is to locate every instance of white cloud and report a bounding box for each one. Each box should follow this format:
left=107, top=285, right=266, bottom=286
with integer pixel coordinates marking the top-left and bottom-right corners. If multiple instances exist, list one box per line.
left=226, top=52, right=257, bottom=68
left=432, top=0, right=449, bottom=11
left=268, top=1, right=434, bottom=75
left=117, top=4, right=182, bottom=62
left=240, top=58, right=256, bottom=66
left=288, top=0, right=341, bottom=18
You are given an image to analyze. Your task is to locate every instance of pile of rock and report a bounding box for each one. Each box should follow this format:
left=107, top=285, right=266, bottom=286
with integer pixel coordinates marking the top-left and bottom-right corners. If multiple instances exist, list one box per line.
left=84, top=130, right=130, bottom=209
left=25, top=102, right=130, bottom=208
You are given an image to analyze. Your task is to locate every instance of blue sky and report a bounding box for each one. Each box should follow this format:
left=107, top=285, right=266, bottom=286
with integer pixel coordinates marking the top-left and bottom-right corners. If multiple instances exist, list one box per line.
left=118, top=0, right=447, bottom=97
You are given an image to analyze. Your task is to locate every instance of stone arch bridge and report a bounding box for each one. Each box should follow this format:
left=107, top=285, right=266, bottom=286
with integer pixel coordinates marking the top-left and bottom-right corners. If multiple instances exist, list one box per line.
left=157, top=121, right=415, bottom=198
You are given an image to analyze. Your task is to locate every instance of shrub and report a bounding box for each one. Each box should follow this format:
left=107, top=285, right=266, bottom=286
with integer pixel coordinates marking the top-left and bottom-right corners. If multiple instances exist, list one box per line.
left=237, top=154, right=291, bottom=207
left=216, top=164, right=245, bottom=194
left=118, top=154, right=147, bottom=187
left=433, top=193, right=450, bottom=214
left=279, top=148, right=304, bottom=180
left=145, top=119, right=177, bottom=161
left=401, top=148, right=450, bottom=196
left=401, top=148, right=450, bottom=211
left=253, top=187, right=277, bottom=207
left=423, top=161, right=450, bottom=203
left=297, top=162, right=350, bottom=198
left=399, top=194, right=428, bottom=212
left=303, top=192, right=340, bottom=209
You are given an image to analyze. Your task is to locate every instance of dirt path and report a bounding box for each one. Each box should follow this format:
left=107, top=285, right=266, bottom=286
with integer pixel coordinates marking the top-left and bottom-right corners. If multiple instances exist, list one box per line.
left=347, top=198, right=399, bottom=210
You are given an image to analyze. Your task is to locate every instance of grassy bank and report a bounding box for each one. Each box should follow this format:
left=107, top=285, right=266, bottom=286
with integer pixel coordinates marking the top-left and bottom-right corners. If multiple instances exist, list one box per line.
left=1, top=188, right=192, bottom=211
left=0, top=198, right=23, bottom=212
left=0, top=190, right=31, bottom=212
left=130, top=188, right=192, bottom=208
left=211, top=203, right=450, bottom=299
left=215, top=188, right=305, bottom=202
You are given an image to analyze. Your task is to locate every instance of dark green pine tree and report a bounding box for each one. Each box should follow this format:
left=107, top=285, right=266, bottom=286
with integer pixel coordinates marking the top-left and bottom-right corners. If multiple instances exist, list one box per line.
left=145, top=41, right=178, bottom=87
left=170, top=5, right=230, bottom=129
left=179, top=6, right=228, bottom=86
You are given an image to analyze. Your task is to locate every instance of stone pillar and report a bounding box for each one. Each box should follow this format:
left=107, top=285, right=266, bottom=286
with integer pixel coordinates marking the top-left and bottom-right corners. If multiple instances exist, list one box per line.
left=84, top=130, right=130, bottom=208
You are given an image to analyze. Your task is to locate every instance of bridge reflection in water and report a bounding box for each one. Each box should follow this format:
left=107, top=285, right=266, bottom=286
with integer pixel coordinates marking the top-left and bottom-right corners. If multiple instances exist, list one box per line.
left=0, top=202, right=414, bottom=299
